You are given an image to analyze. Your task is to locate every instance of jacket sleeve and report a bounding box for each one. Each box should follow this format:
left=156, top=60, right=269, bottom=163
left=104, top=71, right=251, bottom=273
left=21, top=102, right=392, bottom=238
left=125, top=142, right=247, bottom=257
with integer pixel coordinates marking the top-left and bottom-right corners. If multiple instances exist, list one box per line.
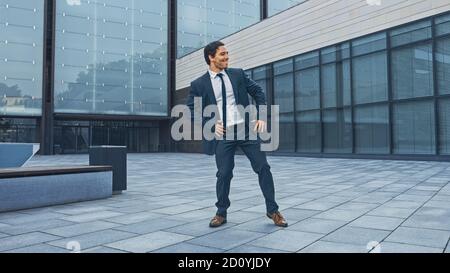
left=186, top=81, right=201, bottom=122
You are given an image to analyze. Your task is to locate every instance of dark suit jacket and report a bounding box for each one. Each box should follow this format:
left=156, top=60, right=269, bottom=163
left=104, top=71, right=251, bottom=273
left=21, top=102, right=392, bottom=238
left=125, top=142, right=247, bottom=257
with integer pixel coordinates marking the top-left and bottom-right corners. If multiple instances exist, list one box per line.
left=186, top=68, right=266, bottom=155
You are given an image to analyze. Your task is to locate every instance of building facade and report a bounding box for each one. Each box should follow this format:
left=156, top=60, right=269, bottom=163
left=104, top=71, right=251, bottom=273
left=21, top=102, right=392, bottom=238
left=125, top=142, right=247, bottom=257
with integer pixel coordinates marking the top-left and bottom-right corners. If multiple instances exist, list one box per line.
left=175, top=0, right=450, bottom=160
left=1, top=0, right=171, bottom=154
left=1, top=0, right=450, bottom=161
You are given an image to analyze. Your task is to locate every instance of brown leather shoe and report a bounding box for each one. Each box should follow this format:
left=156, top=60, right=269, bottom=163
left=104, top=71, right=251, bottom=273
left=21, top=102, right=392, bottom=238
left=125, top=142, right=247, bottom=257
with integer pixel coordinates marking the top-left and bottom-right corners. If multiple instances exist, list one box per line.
left=209, top=215, right=227, bottom=228
left=267, top=211, right=288, bottom=227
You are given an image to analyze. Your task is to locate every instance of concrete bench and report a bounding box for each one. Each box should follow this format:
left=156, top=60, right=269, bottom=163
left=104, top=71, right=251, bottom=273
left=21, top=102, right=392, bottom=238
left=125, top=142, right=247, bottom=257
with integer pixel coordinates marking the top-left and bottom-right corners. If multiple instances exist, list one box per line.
left=0, top=165, right=113, bottom=212
left=0, top=142, right=40, bottom=168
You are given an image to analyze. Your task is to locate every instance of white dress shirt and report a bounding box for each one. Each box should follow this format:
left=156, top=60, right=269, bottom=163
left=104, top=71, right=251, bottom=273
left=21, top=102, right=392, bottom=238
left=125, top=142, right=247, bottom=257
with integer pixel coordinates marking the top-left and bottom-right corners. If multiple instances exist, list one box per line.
left=208, top=69, right=244, bottom=127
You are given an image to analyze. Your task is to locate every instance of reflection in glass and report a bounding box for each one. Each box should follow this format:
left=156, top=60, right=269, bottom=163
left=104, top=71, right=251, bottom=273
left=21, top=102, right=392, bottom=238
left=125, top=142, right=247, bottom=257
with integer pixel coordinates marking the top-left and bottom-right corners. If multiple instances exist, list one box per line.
left=439, top=99, right=450, bottom=155
left=436, top=37, right=450, bottom=95
left=253, top=65, right=269, bottom=80
left=390, top=20, right=432, bottom=47
left=177, top=0, right=260, bottom=57
left=353, top=52, right=388, bottom=104
left=323, top=108, right=352, bottom=153
left=295, top=51, right=319, bottom=70
left=54, top=119, right=160, bottom=153
left=0, top=117, right=38, bottom=142
left=296, top=110, right=320, bottom=153
left=436, top=14, right=450, bottom=36
left=273, top=73, right=294, bottom=152
left=392, top=43, right=433, bottom=99
left=354, top=104, right=389, bottom=154
left=342, top=60, right=351, bottom=106
left=321, top=58, right=351, bottom=108
left=295, top=67, right=319, bottom=111
left=393, top=100, right=435, bottom=154
left=54, top=0, right=168, bottom=116
left=250, top=66, right=269, bottom=117
left=268, top=0, right=307, bottom=16
left=0, top=0, right=44, bottom=116
left=327, top=42, right=351, bottom=61
left=352, top=32, right=386, bottom=56
left=321, top=63, right=336, bottom=108
left=321, top=46, right=337, bottom=64
left=274, top=58, right=293, bottom=75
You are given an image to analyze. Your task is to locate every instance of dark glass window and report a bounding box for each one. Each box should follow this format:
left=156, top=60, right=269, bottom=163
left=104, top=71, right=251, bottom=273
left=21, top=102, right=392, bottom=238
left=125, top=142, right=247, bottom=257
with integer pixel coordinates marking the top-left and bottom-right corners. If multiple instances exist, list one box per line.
left=295, top=67, right=320, bottom=111
left=436, top=14, right=450, bottom=37
left=0, top=117, right=38, bottom=143
left=268, top=0, right=307, bottom=16
left=321, top=43, right=349, bottom=63
left=54, top=0, right=168, bottom=116
left=439, top=98, right=450, bottom=155
left=353, top=52, right=388, bottom=104
left=274, top=58, right=293, bottom=75
left=321, top=46, right=337, bottom=64
left=251, top=65, right=269, bottom=111
left=323, top=108, right=352, bottom=153
left=352, top=32, right=386, bottom=56
left=354, top=104, right=389, bottom=154
left=322, top=63, right=336, bottom=108
left=273, top=73, right=294, bottom=152
left=393, top=100, right=435, bottom=154
left=340, top=42, right=350, bottom=60
left=392, top=43, right=434, bottom=99
left=390, top=20, right=432, bottom=47
left=54, top=119, right=160, bottom=154
left=0, top=0, right=44, bottom=116
left=321, top=47, right=351, bottom=108
left=436, top=37, right=450, bottom=95
left=253, top=65, right=269, bottom=80
left=177, top=0, right=260, bottom=57
left=342, top=60, right=351, bottom=107
left=296, top=110, right=321, bottom=153
left=295, top=51, right=319, bottom=70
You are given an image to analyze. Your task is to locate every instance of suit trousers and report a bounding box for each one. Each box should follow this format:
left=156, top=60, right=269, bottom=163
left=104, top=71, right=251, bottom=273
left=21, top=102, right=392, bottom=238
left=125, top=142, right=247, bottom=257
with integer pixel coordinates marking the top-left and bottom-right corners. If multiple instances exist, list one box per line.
left=214, top=125, right=279, bottom=218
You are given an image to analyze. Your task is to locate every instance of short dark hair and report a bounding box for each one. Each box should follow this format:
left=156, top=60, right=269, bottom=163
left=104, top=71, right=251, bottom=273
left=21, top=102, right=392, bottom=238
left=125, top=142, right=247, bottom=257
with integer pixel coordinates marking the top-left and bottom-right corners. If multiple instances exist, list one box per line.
left=204, top=41, right=224, bottom=65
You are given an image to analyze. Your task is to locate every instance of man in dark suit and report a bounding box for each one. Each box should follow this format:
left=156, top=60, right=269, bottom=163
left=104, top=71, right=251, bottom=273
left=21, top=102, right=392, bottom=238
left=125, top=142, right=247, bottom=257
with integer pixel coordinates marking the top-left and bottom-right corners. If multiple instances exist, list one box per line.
left=186, top=41, right=288, bottom=228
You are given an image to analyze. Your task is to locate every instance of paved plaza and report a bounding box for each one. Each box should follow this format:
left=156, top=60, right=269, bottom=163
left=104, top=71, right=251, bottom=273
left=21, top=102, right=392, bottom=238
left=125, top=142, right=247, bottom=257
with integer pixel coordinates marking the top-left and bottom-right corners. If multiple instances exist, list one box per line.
left=0, top=153, right=450, bottom=253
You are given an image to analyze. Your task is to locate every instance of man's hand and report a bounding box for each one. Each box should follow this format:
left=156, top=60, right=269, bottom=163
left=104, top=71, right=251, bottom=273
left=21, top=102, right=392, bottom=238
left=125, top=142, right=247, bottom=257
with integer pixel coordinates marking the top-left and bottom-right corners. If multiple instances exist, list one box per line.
left=253, top=120, right=266, bottom=133
left=215, top=120, right=225, bottom=137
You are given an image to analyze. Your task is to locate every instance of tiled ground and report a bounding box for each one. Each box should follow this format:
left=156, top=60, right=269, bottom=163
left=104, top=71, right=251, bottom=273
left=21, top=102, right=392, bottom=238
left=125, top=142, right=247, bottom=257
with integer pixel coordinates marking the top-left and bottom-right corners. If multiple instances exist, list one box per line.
left=1, top=153, right=450, bottom=253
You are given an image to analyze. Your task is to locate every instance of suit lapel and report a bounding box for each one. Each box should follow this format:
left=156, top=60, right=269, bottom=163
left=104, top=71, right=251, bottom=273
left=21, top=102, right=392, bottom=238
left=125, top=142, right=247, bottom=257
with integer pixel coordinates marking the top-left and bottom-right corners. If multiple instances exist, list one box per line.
left=201, top=69, right=239, bottom=105
left=201, top=72, right=217, bottom=105
left=225, top=68, right=239, bottom=104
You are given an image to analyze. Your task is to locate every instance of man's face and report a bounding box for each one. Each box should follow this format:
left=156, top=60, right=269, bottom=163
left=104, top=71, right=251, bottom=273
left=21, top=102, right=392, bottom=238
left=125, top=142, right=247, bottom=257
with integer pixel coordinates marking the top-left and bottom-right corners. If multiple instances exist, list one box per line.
left=209, top=46, right=229, bottom=70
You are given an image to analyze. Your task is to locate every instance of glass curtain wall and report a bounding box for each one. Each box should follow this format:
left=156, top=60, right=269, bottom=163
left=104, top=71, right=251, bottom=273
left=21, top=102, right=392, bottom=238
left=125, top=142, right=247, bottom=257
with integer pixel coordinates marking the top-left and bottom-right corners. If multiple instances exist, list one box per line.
left=0, top=118, right=37, bottom=143
left=321, top=43, right=352, bottom=153
left=436, top=14, right=450, bottom=155
left=53, top=119, right=160, bottom=154
left=245, top=13, right=450, bottom=156
left=0, top=0, right=45, bottom=116
left=390, top=20, right=435, bottom=154
left=268, top=0, right=307, bottom=16
left=177, top=0, right=260, bottom=57
left=352, top=32, right=389, bottom=154
left=54, top=0, right=168, bottom=116
left=273, top=58, right=294, bottom=152
left=294, top=51, right=320, bottom=153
